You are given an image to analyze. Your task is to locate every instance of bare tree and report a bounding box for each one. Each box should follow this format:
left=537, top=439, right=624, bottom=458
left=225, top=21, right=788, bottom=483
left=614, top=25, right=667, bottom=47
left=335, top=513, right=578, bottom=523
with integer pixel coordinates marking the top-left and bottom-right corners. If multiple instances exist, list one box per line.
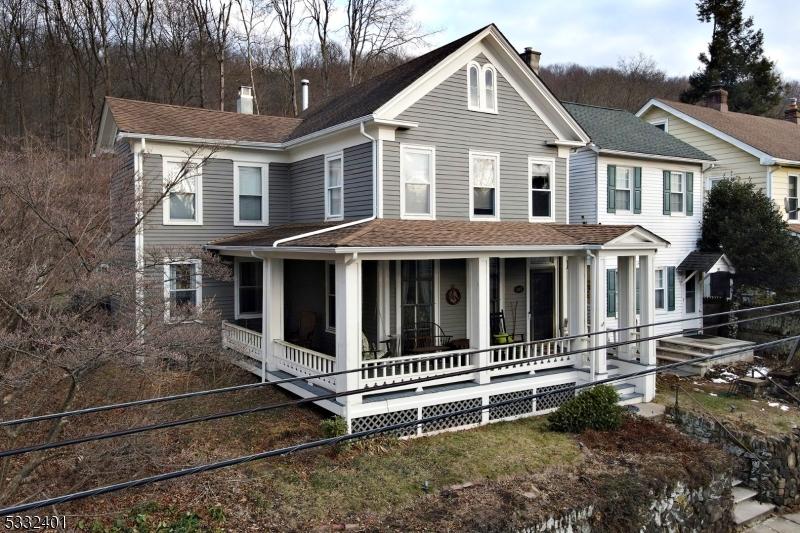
left=271, top=0, right=300, bottom=115
left=235, top=0, right=269, bottom=114
left=304, top=0, right=333, bottom=97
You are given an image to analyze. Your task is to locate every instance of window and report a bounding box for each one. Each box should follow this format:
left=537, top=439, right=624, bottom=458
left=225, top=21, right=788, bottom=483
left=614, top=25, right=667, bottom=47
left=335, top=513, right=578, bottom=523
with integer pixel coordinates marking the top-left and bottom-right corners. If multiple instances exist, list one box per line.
left=400, top=260, right=434, bottom=353
left=654, top=268, right=665, bottom=310
left=466, top=61, right=498, bottom=113
left=325, top=261, right=336, bottom=332
left=470, top=151, right=499, bottom=219
left=325, top=153, right=344, bottom=220
left=788, top=175, right=798, bottom=221
left=164, top=260, right=201, bottom=321
left=237, top=260, right=262, bottom=317
left=401, top=145, right=435, bottom=219
left=234, top=163, right=268, bottom=225
left=606, top=269, right=618, bottom=318
left=685, top=275, right=696, bottom=314
left=706, top=176, right=724, bottom=191
left=163, top=159, right=202, bottom=224
left=670, top=172, right=685, bottom=213
left=529, top=157, right=554, bottom=220
left=663, top=171, right=693, bottom=216
left=615, top=166, right=633, bottom=211
left=650, top=119, right=668, bottom=132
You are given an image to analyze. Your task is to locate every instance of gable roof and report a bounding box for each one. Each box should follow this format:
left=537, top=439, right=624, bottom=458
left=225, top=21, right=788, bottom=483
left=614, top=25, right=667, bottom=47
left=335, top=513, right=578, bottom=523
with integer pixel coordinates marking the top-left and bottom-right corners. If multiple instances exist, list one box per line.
left=638, top=99, right=800, bottom=164
left=563, top=102, right=713, bottom=162
left=677, top=251, right=735, bottom=274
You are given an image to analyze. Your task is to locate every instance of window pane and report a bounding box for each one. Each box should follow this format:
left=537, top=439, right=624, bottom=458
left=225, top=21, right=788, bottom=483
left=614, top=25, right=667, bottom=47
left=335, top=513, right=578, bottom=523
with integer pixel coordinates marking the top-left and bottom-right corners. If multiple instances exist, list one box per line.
left=531, top=190, right=550, bottom=217
left=473, top=187, right=495, bottom=215
left=171, top=264, right=196, bottom=290
left=531, top=164, right=550, bottom=190
left=655, top=270, right=664, bottom=288
left=404, top=151, right=431, bottom=184
left=671, top=192, right=684, bottom=212
left=240, top=196, right=262, bottom=221
left=167, top=162, right=198, bottom=194
left=405, top=183, right=430, bottom=214
left=417, top=280, right=432, bottom=305
left=671, top=173, right=683, bottom=192
left=655, top=290, right=664, bottom=309
left=617, top=168, right=631, bottom=189
left=472, top=157, right=496, bottom=187
left=615, top=190, right=631, bottom=210
left=327, top=158, right=342, bottom=187
left=239, top=166, right=262, bottom=195
left=240, top=287, right=261, bottom=314
left=239, top=261, right=262, bottom=287
left=173, top=290, right=196, bottom=308
left=484, top=69, right=495, bottom=110
left=170, top=192, right=195, bottom=220
left=469, top=65, right=479, bottom=107
left=328, top=187, right=343, bottom=216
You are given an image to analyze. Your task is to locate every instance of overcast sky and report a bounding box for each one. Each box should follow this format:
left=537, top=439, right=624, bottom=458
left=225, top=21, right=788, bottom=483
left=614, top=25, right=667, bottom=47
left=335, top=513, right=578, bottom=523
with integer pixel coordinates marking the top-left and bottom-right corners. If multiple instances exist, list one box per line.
left=406, top=0, right=798, bottom=80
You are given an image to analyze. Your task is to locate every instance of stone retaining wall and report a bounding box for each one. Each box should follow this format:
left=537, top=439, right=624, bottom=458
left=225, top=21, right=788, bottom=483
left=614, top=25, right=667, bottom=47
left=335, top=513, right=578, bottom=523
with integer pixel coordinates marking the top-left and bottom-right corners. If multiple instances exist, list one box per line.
left=670, top=406, right=800, bottom=508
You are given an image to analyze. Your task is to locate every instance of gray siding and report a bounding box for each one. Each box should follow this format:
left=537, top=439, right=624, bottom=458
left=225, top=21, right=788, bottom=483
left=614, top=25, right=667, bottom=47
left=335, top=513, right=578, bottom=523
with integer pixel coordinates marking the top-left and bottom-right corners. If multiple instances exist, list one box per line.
left=343, top=142, right=374, bottom=218
left=568, top=149, right=598, bottom=224
left=383, top=55, right=567, bottom=222
left=270, top=162, right=291, bottom=225
left=110, top=140, right=135, bottom=265
left=439, top=259, right=467, bottom=340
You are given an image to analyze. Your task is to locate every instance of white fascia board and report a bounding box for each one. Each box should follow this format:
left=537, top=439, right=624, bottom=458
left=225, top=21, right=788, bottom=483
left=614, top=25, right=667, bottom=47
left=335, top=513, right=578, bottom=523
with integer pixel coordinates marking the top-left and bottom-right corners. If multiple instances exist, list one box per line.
left=117, top=131, right=284, bottom=151
left=598, top=148, right=713, bottom=165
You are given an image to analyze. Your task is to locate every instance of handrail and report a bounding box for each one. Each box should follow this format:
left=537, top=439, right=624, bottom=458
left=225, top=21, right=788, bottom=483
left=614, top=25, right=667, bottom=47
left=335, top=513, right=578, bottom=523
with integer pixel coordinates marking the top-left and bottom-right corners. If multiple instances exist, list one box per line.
left=273, top=339, right=335, bottom=361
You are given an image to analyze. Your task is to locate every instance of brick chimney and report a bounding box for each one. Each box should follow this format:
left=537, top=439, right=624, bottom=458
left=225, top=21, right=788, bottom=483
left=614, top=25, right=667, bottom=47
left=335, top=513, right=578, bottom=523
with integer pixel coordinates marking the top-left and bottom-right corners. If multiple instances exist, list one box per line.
left=706, top=85, right=729, bottom=113
left=520, top=47, right=541, bottom=75
left=785, top=97, right=799, bottom=124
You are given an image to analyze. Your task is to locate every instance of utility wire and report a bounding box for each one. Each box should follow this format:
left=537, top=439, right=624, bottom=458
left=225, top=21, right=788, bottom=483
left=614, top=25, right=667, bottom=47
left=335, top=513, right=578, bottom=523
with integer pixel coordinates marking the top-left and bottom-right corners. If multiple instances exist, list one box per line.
left=3, top=299, right=797, bottom=428
left=1, top=307, right=795, bottom=459
left=1, top=335, right=795, bottom=516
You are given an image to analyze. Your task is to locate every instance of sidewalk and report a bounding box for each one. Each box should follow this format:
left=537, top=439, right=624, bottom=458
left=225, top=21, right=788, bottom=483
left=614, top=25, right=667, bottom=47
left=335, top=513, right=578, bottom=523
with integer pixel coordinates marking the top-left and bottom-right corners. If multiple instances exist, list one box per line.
left=747, top=512, right=800, bottom=532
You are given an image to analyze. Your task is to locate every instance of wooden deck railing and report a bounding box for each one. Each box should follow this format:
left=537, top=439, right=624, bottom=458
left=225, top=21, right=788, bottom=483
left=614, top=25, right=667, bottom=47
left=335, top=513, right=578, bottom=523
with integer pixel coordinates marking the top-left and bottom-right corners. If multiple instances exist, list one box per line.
left=222, top=320, right=262, bottom=360
left=273, top=340, right=337, bottom=390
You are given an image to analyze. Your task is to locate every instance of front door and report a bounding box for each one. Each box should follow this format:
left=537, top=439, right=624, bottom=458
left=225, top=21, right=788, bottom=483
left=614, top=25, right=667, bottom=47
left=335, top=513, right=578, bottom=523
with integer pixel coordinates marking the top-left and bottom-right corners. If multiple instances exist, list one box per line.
left=530, top=269, right=555, bottom=340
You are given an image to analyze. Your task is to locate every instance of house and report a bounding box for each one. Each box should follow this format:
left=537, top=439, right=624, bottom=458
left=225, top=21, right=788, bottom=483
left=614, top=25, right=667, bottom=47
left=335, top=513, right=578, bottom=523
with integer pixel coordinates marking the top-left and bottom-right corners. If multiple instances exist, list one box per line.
left=637, top=90, right=800, bottom=226
left=565, top=103, right=743, bottom=371
left=96, top=24, right=670, bottom=435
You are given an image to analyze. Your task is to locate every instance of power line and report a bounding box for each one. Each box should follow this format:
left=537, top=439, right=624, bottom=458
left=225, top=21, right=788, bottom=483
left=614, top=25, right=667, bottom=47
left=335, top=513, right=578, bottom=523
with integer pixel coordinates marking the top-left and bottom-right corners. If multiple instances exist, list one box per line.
left=1, top=306, right=795, bottom=459
left=1, top=334, right=795, bottom=517
left=3, top=299, right=797, bottom=428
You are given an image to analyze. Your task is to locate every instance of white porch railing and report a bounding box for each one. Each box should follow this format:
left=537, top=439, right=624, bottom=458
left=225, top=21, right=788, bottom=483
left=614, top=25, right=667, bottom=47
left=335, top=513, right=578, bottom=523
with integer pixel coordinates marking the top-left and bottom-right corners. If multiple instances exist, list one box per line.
left=273, top=340, right=337, bottom=390
left=488, top=338, right=576, bottom=376
left=360, top=349, right=475, bottom=388
left=222, top=320, right=262, bottom=360
left=606, top=328, right=641, bottom=355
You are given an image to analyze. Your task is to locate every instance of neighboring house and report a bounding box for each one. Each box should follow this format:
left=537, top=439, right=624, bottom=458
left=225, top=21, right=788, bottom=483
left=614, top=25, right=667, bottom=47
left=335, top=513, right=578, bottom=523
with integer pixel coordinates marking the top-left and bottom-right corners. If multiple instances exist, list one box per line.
left=637, top=90, right=800, bottom=226
left=96, top=24, right=670, bottom=435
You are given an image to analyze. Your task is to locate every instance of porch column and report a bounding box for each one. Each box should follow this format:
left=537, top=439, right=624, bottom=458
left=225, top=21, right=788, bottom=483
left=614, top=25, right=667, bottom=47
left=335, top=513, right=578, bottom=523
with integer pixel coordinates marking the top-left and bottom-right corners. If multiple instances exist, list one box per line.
left=589, top=253, right=607, bottom=379
left=639, top=253, right=657, bottom=366
left=467, top=256, right=491, bottom=385
left=335, top=255, right=362, bottom=409
left=617, top=255, right=637, bottom=360
left=262, top=257, right=284, bottom=380
left=566, top=255, right=588, bottom=369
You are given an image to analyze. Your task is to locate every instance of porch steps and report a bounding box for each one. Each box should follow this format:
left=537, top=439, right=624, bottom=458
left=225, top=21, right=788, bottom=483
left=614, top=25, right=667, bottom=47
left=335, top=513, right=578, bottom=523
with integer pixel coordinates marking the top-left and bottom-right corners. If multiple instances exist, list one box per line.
left=656, top=336, right=755, bottom=377
left=732, top=478, right=775, bottom=528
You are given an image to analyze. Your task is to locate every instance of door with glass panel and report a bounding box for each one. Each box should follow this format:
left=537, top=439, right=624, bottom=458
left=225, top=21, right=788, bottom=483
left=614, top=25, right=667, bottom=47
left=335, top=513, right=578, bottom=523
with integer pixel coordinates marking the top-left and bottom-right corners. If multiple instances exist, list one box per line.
left=400, top=260, right=434, bottom=353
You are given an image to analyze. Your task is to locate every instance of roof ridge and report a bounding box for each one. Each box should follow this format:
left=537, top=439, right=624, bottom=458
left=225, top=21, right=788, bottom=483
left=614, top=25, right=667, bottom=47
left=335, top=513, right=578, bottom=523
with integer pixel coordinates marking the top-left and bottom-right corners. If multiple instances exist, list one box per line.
left=563, top=101, right=627, bottom=112
left=657, top=98, right=799, bottom=126
left=106, top=96, right=302, bottom=123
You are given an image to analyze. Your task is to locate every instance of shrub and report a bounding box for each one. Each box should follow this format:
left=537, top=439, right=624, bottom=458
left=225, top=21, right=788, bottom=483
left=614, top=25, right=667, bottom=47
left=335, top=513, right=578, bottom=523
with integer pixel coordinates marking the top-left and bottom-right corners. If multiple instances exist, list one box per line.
left=548, top=385, right=624, bottom=433
left=320, top=416, right=348, bottom=438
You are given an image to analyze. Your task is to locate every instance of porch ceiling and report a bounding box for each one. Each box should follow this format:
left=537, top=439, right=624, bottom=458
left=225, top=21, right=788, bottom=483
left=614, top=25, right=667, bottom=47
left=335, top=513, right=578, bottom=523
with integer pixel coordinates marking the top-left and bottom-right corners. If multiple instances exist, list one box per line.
left=206, top=219, right=669, bottom=252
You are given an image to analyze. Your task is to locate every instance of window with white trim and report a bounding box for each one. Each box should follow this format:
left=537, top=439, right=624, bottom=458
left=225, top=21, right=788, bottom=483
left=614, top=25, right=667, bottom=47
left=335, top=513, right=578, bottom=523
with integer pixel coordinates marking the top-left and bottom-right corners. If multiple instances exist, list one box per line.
left=164, top=260, right=201, bottom=321
left=615, top=166, right=633, bottom=211
left=237, top=259, right=262, bottom=317
left=163, top=159, right=202, bottom=224
left=234, top=163, right=268, bottom=225
left=670, top=172, right=685, bottom=213
left=654, top=268, right=665, bottom=310
left=788, top=175, right=798, bottom=221
left=467, top=61, right=498, bottom=113
left=529, top=158, right=554, bottom=220
left=650, top=119, right=668, bottom=132
left=470, top=151, right=499, bottom=219
left=401, top=145, right=435, bottom=219
left=325, top=153, right=343, bottom=220
left=325, top=261, right=336, bottom=332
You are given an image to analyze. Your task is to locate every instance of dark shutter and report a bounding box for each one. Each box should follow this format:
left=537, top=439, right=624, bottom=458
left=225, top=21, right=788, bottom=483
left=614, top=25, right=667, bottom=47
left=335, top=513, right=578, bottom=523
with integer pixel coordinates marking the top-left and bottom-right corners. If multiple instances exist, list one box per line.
left=606, top=269, right=617, bottom=317
left=633, top=167, right=642, bottom=214
left=663, top=170, right=671, bottom=215
left=667, top=266, right=676, bottom=311
left=686, top=172, right=694, bottom=215
left=607, top=165, right=616, bottom=213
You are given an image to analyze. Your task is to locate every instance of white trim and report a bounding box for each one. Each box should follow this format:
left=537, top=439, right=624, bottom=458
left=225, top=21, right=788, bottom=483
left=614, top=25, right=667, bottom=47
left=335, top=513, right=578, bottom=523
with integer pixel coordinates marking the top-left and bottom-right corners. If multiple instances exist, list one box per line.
left=324, top=151, right=345, bottom=221
left=325, top=260, right=336, bottom=333
left=596, top=148, right=711, bottom=165
left=528, top=156, right=556, bottom=222
left=234, top=257, right=263, bottom=320
left=654, top=267, right=665, bottom=310
left=466, top=61, right=499, bottom=114
left=788, top=174, right=799, bottom=222
left=400, top=144, right=436, bottom=220
left=468, top=150, right=501, bottom=221
left=649, top=118, right=668, bottom=133
left=163, top=258, right=202, bottom=323
left=233, top=162, right=269, bottom=226
left=667, top=171, right=687, bottom=216
left=162, top=157, right=203, bottom=225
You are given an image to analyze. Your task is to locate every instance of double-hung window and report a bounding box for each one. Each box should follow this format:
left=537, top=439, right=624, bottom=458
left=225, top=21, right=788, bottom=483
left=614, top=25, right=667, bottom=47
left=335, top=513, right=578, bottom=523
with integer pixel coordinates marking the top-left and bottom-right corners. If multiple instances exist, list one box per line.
left=615, top=166, right=633, bottom=211
left=237, top=259, right=263, bottom=317
left=401, top=145, right=435, bottom=219
left=654, top=268, right=665, bottom=310
left=164, top=260, right=202, bottom=321
left=529, top=157, right=554, bottom=220
left=325, top=261, right=336, bottom=332
left=467, top=61, right=498, bottom=113
left=470, top=151, right=499, bottom=219
left=788, top=175, right=798, bottom=221
left=670, top=172, right=685, bottom=213
left=234, top=163, right=268, bottom=225
left=325, top=153, right=344, bottom=220
left=163, top=159, right=202, bottom=224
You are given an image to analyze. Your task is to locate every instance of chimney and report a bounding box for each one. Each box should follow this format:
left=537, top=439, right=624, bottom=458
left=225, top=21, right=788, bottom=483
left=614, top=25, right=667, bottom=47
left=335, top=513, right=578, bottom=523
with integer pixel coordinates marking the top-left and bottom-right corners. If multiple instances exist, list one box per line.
left=706, top=84, right=729, bottom=113
left=301, top=79, right=310, bottom=111
left=785, top=97, right=799, bottom=124
left=236, top=86, right=254, bottom=114
left=520, top=47, right=541, bottom=75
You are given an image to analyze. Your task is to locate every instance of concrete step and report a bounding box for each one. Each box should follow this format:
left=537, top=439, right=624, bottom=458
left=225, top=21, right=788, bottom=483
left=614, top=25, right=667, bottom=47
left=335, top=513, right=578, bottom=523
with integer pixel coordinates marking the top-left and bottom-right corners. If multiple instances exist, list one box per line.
left=618, top=392, right=644, bottom=406
left=734, top=500, right=775, bottom=527
left=656, top=346, right=707, bottom=360
left=733, top=478, right=743, bottom=487
left=733, top=486, right=758, bottom=504
left=656, top=353, right=708, bottom=369
left=613, top=382, right=636, bottom=396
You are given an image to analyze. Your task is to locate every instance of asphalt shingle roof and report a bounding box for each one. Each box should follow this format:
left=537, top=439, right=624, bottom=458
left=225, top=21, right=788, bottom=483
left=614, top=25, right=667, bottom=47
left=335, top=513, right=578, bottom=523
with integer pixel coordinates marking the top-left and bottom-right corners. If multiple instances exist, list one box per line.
left=563, top=102, right=714, bottom=161
left=677, top=251, right=725, bottom=273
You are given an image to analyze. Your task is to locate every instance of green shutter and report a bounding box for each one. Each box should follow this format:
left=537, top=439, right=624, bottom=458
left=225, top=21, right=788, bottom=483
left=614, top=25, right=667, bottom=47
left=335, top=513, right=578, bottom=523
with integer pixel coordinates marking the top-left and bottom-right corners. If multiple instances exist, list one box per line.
left=667, top=267, right=676, bottom=311
left=635, top=267, right=641, bottom=314
left=686, top=172, right=694, bottom=215
left=663, top=170, right=671, bottom=215
left=633, top=167, right=642, bottom=214
left=606, top=269, right=617, bottom=317
left=607, top=165, right=616, bottom=213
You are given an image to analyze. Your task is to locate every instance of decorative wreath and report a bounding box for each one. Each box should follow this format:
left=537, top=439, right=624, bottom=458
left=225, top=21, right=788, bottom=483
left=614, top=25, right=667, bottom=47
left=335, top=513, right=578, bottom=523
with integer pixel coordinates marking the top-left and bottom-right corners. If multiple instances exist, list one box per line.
left=445, top=286, right=462, bottom=305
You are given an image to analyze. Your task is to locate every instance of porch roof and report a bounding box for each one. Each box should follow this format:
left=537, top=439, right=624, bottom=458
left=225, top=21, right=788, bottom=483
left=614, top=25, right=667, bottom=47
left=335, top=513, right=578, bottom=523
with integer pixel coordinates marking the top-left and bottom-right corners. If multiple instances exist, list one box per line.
left=206, top=219, right=669, bottom=251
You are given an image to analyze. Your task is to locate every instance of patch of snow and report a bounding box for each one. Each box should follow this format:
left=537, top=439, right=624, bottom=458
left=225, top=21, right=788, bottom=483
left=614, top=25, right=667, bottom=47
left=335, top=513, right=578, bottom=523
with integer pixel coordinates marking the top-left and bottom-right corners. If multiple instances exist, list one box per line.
left=768, top=402, right=780, bottom=408
left=711, top=378, right=728, bottom=384
left=709, top=393, right=718, bottom=397
left=781, top=406, right=790, bottom=412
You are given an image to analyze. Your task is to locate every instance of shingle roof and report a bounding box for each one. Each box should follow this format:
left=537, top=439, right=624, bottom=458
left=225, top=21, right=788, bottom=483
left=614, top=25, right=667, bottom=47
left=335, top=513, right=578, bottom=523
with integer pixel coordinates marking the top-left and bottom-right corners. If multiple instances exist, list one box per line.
left=677, top=251, right=725, bottom=273
left=654, top=99, right=800, bottom=162
left=207, top=219, right=650, bottom=249
left=563, top=102, right=714, bottom=161
left=105, top=97, right=302, bottom=144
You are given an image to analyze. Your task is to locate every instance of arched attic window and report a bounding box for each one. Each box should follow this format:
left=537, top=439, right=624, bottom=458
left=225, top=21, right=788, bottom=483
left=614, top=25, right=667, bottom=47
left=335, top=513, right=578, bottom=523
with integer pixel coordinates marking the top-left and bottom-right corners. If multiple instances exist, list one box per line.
left=467, top=61, right=498, bottom=113
left=468, top=62, right=481, bottom=109
left=483, top=65, right=496, bottom=112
